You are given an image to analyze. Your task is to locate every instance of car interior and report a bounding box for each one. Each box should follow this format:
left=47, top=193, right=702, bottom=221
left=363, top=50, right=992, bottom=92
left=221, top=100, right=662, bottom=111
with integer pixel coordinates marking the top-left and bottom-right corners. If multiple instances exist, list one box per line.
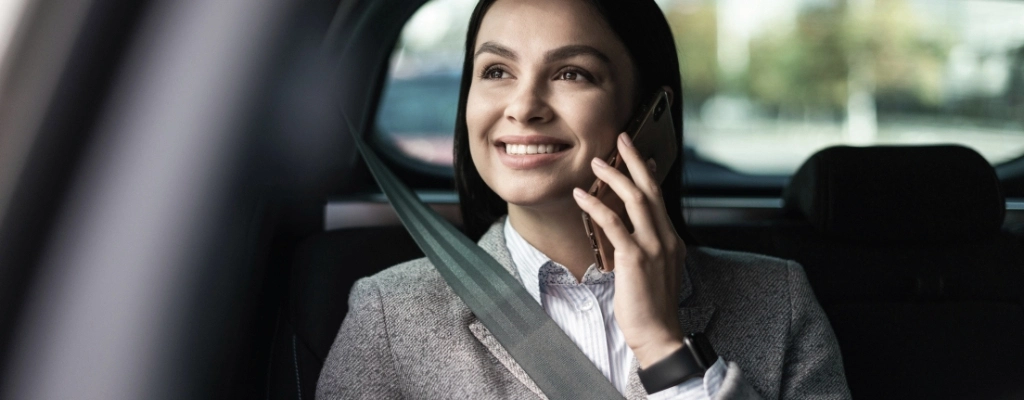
left=0, top=0, right=1022, bottom=399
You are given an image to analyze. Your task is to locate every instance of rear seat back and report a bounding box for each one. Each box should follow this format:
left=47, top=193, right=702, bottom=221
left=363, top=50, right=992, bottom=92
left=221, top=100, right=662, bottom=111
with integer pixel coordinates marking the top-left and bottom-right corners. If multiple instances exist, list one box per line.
left=783, top=145, right=1005, bottom=245
left=269, top=226, right=422, bottom=400
left=774, top=145, right=1024, bottom=399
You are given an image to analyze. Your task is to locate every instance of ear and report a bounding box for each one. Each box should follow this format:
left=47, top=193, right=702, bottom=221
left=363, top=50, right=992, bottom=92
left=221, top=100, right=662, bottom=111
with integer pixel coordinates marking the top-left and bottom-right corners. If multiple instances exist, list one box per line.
left=661, top=85, right=674, bottom=106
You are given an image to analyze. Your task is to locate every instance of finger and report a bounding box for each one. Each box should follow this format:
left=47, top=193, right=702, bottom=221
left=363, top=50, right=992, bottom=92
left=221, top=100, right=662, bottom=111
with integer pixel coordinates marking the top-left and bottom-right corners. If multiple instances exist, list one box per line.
left=616, top=133, right=661, bottom=200
left=573, top=187, right=640, bottom=258
left=590, top=156, right=658, bottom=246
left=616, top=133, right=677, bottom=244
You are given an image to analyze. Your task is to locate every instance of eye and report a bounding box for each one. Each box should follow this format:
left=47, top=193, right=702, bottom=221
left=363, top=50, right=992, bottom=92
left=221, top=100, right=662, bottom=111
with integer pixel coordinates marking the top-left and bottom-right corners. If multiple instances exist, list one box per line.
left=555, top=67, right=593, bottom=83
left=481, top=66, right=510, bottom=80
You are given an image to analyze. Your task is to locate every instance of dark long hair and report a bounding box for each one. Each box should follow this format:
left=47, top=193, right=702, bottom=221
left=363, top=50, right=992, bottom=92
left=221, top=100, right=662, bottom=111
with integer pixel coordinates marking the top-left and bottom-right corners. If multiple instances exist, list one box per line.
left=454, top=0, right=696, bottom=243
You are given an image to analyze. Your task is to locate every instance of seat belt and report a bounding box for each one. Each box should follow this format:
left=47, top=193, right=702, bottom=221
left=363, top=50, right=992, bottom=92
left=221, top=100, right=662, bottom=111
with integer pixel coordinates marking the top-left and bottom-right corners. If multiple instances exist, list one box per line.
left=344, top=113, right=625, bottom=400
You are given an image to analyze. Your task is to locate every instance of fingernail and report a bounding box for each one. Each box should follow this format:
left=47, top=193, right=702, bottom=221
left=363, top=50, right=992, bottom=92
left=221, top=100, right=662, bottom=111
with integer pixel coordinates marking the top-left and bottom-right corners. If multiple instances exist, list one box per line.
left=620, top=133, right=633, bottom=148
left=592, top=157, right=609, bottom=168
left=573, top=187, right=587, bottom=198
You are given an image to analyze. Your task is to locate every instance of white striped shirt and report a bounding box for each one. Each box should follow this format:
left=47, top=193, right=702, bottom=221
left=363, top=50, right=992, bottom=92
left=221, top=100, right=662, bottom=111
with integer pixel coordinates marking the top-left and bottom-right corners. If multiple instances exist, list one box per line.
left=504, top=219, right=726, bottom=400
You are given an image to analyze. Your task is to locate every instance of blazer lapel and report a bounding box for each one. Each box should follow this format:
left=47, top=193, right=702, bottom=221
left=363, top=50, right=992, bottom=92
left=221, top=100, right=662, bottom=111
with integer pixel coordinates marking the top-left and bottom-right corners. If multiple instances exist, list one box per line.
left=466, top=219, right=716, bottom=400
left=674, top=251, right=716, bottom=335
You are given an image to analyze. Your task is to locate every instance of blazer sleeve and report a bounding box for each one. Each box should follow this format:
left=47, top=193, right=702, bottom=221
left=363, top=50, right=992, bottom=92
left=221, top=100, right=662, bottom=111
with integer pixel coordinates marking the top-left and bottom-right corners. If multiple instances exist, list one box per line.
left=316, top=278, right=403, bottom=400
left=779, top=261, right=851, bottom=399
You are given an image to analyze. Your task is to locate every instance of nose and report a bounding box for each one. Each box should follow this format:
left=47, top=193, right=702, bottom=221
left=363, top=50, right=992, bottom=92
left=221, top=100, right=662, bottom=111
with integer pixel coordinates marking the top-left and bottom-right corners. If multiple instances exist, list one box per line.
left=504, top=78, right=553, bottom=125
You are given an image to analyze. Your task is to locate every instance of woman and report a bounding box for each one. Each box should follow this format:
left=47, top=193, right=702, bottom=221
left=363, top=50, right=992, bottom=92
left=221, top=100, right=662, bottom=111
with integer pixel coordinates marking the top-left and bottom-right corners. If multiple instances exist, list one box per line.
left=317, top=0, right=850, bottom=398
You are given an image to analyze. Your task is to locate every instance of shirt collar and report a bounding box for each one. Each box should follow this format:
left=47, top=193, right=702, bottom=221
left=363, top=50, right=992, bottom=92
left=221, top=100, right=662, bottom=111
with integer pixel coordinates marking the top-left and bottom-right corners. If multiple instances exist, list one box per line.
left=503, top=218, right=613, bottom=305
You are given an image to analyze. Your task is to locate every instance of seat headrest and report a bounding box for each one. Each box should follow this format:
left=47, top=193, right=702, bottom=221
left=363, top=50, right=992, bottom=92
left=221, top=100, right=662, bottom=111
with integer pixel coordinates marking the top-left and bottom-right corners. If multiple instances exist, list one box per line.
left=783, top=145, right=1005, bottom=244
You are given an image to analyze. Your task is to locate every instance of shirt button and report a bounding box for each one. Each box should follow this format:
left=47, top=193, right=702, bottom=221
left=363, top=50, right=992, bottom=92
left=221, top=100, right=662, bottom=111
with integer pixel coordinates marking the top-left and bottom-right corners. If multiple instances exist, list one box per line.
left=578, top=300, right=594, bottom=311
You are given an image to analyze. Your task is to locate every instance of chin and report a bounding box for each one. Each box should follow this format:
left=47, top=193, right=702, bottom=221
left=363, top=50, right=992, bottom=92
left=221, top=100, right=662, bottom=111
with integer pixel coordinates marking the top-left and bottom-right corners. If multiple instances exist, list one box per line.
left=492, top=181, right=579, bottom=210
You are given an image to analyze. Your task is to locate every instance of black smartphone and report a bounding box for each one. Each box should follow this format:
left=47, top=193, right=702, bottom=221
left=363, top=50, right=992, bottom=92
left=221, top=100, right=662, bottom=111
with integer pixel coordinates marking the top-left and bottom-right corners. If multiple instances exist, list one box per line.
left=581, top=88, right=677, bottom=272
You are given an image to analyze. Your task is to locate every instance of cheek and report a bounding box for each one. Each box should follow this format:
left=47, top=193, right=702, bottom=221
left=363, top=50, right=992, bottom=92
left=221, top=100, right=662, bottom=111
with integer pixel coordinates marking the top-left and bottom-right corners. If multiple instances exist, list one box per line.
left=559, top=93, right=627, bottom=152
left=465, top=87, right=500, bottom=183
left=465, top=87, right=498, bottom=146
left=465, top=97, right=484, bottom=163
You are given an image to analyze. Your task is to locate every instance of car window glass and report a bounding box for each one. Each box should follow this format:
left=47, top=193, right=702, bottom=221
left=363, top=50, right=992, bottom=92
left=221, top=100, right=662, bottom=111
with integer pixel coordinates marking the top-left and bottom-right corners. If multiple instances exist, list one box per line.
left=0, top=0, right=31, bottom=94
left=375, top=0, right=1024, bottom=177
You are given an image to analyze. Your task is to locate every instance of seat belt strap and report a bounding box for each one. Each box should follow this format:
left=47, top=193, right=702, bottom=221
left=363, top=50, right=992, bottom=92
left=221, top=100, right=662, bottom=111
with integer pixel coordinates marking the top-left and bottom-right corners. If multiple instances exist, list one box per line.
left=344, top=114, right=625, bottom=400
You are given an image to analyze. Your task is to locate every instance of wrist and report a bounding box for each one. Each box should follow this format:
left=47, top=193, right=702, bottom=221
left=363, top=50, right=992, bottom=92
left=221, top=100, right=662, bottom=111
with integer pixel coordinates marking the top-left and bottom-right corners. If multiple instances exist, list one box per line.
left=633, top=339, right=685, bottom=369
left=637, top=332, right=718, bottom=394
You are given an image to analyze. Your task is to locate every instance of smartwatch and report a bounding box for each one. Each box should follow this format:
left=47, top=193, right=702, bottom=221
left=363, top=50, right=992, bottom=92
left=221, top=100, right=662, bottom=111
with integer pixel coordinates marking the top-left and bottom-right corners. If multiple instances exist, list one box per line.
left=637, top=332, right=718, bottom=394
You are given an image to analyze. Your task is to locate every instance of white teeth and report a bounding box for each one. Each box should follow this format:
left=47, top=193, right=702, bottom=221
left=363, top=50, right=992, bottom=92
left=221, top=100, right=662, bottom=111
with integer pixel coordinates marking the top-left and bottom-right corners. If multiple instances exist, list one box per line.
left=505, top=143, right=561, bottom=155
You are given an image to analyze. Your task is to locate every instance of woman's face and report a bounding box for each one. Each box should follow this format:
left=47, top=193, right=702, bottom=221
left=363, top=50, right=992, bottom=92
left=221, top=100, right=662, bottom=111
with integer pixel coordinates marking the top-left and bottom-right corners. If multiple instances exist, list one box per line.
left=467, top=0, right=637, bottom=210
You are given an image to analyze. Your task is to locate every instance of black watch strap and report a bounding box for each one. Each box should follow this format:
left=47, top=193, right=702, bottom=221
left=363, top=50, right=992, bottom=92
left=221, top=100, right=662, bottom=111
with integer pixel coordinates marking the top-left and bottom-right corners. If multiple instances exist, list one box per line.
left=637, top=332, right=718, bottom=394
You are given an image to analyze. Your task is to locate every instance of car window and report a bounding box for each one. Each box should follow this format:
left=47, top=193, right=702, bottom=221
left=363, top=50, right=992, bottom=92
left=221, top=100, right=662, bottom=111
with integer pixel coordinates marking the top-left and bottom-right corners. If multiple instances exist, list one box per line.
left=375, top=0, right=1024, bottom=178
left=0, top=0, right=30, bottom=98
left=0, top=1, right=27, bottom=55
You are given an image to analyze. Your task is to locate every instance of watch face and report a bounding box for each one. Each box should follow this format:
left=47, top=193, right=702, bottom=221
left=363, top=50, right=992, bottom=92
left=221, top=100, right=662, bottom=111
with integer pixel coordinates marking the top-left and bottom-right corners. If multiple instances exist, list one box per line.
left=640, top=334, right=716, bottom=394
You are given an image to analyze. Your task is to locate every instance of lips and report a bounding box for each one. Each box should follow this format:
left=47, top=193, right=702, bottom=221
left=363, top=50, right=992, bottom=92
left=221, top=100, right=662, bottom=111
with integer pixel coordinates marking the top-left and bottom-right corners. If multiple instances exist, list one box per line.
left=504, top=143, right=564, bottom=155
left=494, top=135, right=571, bottom=169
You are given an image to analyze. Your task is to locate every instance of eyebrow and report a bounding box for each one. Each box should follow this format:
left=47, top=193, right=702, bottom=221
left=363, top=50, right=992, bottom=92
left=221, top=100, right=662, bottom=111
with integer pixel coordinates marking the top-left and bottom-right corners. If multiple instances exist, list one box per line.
left=544, top=45, right=611, bottom=64
left=475, top=41, right=517, bottom=61
left=474, top=41, right=611, bottom=65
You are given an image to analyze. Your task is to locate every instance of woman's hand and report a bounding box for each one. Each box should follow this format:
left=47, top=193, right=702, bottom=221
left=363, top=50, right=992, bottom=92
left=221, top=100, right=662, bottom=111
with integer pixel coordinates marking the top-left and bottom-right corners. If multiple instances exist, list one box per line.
left=572, top=132, right=687, bottom=369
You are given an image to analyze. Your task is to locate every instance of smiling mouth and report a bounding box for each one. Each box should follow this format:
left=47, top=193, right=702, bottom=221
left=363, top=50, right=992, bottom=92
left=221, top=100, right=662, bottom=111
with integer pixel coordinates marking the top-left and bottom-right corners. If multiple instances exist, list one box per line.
left=503, top=143, right=566, bottom=155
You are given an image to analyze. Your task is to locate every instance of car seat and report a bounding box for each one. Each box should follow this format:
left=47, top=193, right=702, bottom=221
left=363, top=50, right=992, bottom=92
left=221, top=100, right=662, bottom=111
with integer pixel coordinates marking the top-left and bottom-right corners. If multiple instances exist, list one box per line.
left=266, top=226, right=422, bottom=400
left=773, top=145, right=1024, bottom=399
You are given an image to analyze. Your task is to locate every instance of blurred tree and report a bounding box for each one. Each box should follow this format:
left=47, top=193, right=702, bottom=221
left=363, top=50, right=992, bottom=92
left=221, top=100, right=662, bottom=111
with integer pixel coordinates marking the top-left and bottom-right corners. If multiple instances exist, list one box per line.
left=1008, top=45, right=1024, bottom=126
left=745, top=0, right=950, bottom=117
left=846, top=0, right=950, bottom=108
left=749, top=5, right=848, bottom=117
left=662, top=1, right=719, bottom=109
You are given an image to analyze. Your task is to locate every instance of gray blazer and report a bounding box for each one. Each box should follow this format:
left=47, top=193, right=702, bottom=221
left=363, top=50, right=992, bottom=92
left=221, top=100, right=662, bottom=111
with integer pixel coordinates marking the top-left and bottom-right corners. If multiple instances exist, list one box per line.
left=316, top=219, right=850, bottom=399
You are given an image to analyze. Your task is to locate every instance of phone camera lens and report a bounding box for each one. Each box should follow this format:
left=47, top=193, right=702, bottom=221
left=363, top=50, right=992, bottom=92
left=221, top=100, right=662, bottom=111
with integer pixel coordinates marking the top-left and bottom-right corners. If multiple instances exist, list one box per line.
left=654, top=104, right=665, bottom=120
